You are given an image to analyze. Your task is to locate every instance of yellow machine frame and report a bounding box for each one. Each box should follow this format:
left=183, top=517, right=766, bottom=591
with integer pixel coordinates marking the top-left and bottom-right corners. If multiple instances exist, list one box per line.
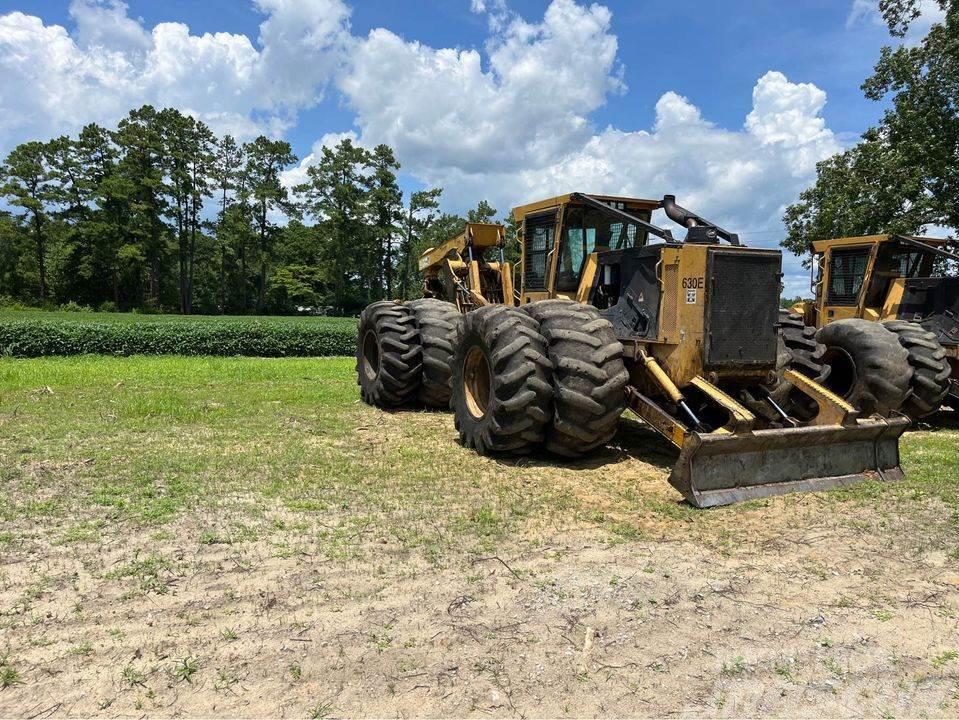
left=419, top=222, right=513, bottom=312
left=416, top=193, right=908, bottom=507
left=797, top=235, right=950, bottom=323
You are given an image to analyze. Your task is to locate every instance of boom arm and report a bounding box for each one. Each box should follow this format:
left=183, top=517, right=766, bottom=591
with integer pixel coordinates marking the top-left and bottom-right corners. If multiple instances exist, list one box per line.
left=573, top=193, right=677, bottom=244
left=571, top=193, right=741, bottom=246
left=895, top=235, right=959, bottom=265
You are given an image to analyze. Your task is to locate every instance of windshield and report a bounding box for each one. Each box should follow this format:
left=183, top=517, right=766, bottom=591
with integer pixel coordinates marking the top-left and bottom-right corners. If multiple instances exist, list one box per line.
left=863, top=242, right=938, bottom=307
left=555, top=205, right=651, bottom=291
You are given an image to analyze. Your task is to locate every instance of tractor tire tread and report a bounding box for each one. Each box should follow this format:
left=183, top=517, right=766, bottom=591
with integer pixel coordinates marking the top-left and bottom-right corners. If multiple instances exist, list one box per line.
left=524, top=300, right=627, bottom=457
left=452, top=305, right=552, bottom=455
left=816, top=319, right=912, bottom=417
left=882, top=320, right=951, bottom=419
left=356, top=301, right=422, bottom=407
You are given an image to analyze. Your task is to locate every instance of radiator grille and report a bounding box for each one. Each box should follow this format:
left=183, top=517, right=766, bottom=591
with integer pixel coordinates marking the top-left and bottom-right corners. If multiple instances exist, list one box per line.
left=705, top=250, right=780, bottom=367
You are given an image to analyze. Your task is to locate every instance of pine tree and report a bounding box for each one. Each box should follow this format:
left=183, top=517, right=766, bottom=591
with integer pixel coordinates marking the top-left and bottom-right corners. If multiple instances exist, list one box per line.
left=241, top=136, right=298, bottom=312
left=1, top=141, right=56, bottom=301
left=364, top=144, right=402, bottom=298
left=397, top=188, right=442, bottom=300
left=296, top=138, right=373, bottom=312
left=115, top=106, right=168, bottom=307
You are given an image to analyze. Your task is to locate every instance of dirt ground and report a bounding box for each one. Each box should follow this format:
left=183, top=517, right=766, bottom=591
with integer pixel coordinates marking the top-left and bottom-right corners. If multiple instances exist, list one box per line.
left=2, top=413, right=959, bottom=718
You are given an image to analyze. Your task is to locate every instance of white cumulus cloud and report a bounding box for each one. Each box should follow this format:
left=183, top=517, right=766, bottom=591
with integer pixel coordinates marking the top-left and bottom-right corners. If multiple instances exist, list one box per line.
left=0, top=0, right=351, bottom=151
left=338, top=0, right=622, bottom=175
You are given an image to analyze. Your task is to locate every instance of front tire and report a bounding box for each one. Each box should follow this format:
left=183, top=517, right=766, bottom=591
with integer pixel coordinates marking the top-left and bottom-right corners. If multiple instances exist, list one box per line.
left=883, top=320, right=951, bottom=419
left=768, top=310, right=831, bottom=421
left=816, top=319, right=912, bottom=417
left=451, top=305, right=553, bottom=455
left=356, top=301, right=422, bottom=407
left=523, top=300, right=627, bottom=457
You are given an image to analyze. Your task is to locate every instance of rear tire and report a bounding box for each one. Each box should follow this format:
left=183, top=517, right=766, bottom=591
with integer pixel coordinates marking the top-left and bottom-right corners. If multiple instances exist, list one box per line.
left=882, top=320, right=951, bottom=419
left=816, top=319, right=912, bottom=417
left=356, top=301, right=422, bottom=407
left=408, top=298, right=463, bottom=408
left=523, top=300, right=628, bottom=457
left=451, top=305, right=553, bottom=455
left=769, top=310, right=830, bottom=421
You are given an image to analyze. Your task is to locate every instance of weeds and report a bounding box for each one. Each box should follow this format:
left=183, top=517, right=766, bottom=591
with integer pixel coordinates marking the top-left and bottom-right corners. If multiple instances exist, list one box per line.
left=932, top=650, right=959, bottom=669
left=0, top=665, right=18, bottom=689
left=172, top=656, right=200, bottom=684
left=122, top=665, right=146, bottom=687
left=309, top=700, right=335, bottom=718
left=722, top=656, right=748, bottom=677
left=106, top=552, right=174, bottom=594
left=214, top=668, right=239, bottom=691
left=70, top=641, right=94, bottom=656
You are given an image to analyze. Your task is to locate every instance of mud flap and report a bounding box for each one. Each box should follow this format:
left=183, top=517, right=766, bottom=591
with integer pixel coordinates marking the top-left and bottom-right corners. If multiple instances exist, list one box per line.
left=669, top=416, right=909, bottom=509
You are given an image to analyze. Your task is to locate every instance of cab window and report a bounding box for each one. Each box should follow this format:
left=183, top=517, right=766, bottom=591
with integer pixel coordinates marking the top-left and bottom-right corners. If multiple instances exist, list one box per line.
left=827, top=247, right=870, bottom=305
left=555, top=206, right=650, bottom=292
left=862, top=242, right=937, bottom=307
left=556, top=208, right=596, bottom=291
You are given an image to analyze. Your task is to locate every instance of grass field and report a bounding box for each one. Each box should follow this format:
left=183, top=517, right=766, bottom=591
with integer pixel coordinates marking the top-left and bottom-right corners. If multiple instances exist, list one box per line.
left=1, top=355, right=959, bottom=717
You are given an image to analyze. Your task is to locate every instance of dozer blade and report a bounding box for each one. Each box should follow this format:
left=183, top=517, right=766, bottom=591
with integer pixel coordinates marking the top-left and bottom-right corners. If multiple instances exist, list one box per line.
left=669, top=416, right=909, bottom=509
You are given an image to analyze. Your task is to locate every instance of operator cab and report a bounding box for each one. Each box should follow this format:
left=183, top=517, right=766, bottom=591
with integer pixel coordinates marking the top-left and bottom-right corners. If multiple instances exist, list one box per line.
left=810, top=235, right=956, bottom=326
left=554, top=202, right=650, bottom=293
left=513, top=192, right=740, bottom=306
left=514, top=194, right=660, bottom=298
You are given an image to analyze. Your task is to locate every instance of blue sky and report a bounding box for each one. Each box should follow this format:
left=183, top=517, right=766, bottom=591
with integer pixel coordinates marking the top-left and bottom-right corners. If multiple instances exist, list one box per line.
left=0, top=0, right=926, bottom=293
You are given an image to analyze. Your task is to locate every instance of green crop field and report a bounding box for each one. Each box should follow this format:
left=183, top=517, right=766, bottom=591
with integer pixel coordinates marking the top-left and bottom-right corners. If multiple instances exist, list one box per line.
left=1, top=355, right=958, bottom=717
left=0, top=308, right=358, bottom=327
left=0, top=309, right=358, bottom=358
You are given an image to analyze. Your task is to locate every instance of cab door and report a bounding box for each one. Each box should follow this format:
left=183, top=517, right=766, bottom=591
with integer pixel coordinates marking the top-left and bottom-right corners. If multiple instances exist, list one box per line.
left=820, top=244, right=876, bottom=323
left=520, top=210, right=558, bottom=303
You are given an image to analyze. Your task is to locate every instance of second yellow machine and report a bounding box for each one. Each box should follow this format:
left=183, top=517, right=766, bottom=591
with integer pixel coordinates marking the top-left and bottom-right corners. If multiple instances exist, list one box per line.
left=357, top=193, right=907, bottom=508
left=790, top=234, right=959, bottom=419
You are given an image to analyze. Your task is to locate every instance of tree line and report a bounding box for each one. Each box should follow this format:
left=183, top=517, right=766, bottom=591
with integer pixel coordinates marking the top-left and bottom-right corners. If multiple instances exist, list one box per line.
left=783, top=0, right=958, bottom=257
left=0, top=105, right=505, bottom=315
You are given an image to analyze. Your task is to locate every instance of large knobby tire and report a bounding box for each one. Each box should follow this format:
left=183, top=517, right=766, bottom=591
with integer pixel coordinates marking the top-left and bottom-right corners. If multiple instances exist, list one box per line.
left=816, top=319, right=912, bottom=417
left=356, top=301, right=422, bottom=407
left=523, top=300, right=628, bottom=457
left=767, top=310, right=831, bottom=421
left=408, top=298, right=464, bottom=408
left=451, top=305, right=553, bottom=455
left=882, top=320, right=951, bottom=419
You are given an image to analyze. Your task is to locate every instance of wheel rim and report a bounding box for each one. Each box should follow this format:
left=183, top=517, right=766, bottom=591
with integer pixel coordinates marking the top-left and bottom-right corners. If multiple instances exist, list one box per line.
left=463, top=345, right=492, bottom=420
left=362, top=330, right=380, bottom=381
left=822, top=346, right=857, bottom=399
